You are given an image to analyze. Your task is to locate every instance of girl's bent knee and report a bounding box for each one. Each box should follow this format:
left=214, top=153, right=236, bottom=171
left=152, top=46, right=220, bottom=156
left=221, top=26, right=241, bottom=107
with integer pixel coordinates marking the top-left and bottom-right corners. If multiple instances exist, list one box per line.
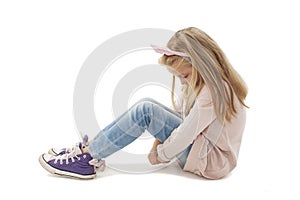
left=135, top=98, right=157, bottom=105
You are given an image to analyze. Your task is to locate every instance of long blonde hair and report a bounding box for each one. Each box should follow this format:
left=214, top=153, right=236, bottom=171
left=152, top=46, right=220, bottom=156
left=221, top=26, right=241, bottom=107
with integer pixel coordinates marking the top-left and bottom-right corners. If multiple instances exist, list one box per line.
left=159, top=27, right=248, bottom=122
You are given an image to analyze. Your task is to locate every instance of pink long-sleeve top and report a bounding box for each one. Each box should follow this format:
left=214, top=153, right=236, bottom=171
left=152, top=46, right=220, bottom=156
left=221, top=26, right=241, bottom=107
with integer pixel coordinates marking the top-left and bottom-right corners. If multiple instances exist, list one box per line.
left=157, top=85, right=246, bottom=179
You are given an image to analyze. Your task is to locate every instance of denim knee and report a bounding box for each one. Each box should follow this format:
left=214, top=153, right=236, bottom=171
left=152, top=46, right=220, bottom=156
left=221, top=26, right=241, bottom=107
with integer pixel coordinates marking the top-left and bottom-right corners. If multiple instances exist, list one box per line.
left=134, top=98, right=157, bottom=107
left=128, top=100, right=154, bottom=128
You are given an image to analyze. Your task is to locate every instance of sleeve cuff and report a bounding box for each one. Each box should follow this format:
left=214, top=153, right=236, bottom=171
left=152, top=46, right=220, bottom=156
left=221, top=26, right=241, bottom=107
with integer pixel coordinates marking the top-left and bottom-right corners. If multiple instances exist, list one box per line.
left=157, top=144, right=171, bottom=162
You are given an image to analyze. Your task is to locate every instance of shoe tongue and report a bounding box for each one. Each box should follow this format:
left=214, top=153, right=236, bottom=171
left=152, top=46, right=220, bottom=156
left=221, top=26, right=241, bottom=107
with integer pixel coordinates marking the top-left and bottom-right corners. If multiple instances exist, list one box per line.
left=78, top=142, right=83, bottom=149
left=73, top=144, right=83, bottom=155
left=83, top=135, right=89, bottom=146
left=71, top=135, right=89, bottom=155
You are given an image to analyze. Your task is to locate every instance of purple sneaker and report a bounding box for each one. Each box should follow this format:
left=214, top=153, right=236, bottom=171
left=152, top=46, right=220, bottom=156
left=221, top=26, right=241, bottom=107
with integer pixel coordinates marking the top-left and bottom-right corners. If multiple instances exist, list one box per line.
left=39, top=145, right=104, bottom=179
left=48, top=135, right=89, bottom=156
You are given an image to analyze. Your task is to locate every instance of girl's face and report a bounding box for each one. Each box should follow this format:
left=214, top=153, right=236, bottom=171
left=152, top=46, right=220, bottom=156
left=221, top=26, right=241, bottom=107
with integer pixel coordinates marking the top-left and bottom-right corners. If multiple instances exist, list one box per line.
left=168, top=66, right=192, bottom=85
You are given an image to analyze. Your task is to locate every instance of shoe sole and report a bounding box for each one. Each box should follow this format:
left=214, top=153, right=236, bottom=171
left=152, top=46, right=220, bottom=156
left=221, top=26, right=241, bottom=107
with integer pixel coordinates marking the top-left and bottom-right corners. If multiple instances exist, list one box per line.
left=38, top=154, right=96, bottom=180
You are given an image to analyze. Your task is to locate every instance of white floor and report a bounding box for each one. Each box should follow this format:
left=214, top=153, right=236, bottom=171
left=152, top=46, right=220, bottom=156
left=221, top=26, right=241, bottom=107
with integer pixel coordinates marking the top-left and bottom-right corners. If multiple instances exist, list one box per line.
left=4, top=128, right=299, bottom=200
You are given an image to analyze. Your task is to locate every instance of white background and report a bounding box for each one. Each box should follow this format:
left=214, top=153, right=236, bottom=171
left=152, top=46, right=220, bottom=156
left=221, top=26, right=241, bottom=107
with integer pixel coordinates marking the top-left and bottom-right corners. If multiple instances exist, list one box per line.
left=1, top=0, right=300, bottom=199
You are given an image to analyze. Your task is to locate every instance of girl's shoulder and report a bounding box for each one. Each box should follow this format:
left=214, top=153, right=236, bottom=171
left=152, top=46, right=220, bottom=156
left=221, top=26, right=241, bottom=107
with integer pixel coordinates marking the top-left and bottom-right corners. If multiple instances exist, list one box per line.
left=194, top=86, right=213, bottom=108
left=197, top=85, right=212, bottom=100
left=198, top=81, right=231, bottom=100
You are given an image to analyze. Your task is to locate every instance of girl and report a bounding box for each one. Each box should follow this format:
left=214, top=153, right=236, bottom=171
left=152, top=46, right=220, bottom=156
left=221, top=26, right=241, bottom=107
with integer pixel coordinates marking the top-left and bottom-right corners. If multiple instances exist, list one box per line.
left=39, top=27, right=248, bottom=180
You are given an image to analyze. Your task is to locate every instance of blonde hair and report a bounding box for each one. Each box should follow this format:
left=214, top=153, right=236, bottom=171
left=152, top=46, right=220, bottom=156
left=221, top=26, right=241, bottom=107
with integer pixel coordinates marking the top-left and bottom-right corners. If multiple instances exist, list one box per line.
left=159, top=27, right=248, bottom=122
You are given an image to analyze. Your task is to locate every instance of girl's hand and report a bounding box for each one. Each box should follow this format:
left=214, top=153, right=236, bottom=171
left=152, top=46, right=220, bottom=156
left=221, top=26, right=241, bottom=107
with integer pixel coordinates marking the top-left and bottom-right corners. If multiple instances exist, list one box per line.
left=156, top=154, right=169, bottom=164
left=148, top=138, right=162, bottom=165
left=147, top=149, right=160, bottom=165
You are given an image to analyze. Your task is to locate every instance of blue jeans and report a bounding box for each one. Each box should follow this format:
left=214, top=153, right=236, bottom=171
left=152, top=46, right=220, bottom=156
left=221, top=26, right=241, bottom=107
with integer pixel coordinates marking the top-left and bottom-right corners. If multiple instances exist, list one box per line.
left=88, top=98, right=192, bottom=168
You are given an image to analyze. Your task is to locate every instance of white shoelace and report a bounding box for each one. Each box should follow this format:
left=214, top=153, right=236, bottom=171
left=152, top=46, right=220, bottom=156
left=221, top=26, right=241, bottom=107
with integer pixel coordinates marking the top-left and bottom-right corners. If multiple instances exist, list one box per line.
left=60, top=134, right=89, bottom=154
left=53, top=147, right=81, bottom=165
left=62, top=143, right=81, bottom=154
left=52, top=145, right=106, bottom=171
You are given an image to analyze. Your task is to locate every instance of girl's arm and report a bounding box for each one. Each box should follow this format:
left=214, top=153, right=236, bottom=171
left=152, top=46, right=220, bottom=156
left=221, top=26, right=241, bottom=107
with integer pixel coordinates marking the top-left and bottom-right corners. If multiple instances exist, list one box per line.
left=148, top=139, right=162, bottom=165
left=157, top=86, right=216, bottom=162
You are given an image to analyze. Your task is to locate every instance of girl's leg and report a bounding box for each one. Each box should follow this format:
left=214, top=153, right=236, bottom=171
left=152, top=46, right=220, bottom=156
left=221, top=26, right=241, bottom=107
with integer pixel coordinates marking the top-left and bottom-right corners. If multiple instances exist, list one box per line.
left=39, top=98, right=189, bottom=179
left=92, top=98, right=181, bottom=140
left=88, top=98, right=184, bottom=159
